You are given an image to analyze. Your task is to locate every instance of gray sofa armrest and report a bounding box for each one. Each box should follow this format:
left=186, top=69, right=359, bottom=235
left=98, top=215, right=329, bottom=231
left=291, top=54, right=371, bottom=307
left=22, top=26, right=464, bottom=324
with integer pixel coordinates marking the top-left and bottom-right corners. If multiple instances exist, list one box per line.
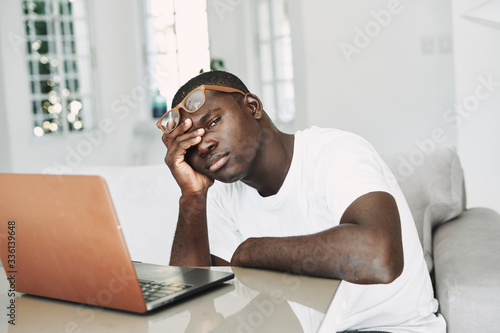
left=433, top=207, right=500, bottom=333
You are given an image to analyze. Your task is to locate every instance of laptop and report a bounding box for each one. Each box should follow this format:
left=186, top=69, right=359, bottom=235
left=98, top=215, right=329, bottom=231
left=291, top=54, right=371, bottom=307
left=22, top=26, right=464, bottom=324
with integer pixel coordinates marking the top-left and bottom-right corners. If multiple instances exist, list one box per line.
left=0, top=173, right=234, bottom=314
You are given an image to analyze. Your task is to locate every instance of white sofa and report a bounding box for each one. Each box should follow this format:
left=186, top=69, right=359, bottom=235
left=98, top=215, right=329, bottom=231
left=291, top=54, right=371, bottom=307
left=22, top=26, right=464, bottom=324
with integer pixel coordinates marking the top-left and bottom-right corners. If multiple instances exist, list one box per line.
left=383, top=147, right=500, bottom=332
left=75, top=147, right=500, bottom=332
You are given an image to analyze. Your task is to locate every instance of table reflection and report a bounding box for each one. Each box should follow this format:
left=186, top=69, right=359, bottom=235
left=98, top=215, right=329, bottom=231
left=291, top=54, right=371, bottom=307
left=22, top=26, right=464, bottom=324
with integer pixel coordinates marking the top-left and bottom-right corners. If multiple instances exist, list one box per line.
left=0, top=267, right=339, bottom=333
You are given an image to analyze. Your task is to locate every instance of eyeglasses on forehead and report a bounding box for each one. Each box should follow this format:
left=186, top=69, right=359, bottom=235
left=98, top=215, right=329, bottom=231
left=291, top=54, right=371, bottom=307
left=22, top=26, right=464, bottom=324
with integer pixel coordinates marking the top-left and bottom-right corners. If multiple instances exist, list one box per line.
left=156, top=85, right=246, bottom=134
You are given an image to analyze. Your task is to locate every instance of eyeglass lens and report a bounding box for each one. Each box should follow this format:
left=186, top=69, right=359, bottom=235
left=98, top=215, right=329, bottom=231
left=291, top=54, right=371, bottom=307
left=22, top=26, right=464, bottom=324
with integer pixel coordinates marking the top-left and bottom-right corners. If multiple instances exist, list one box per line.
left=160, top=110, right=179, bottom=132
left=184, top=89, right=205, bottom=111
left=160, top=88, right=207, bottom=132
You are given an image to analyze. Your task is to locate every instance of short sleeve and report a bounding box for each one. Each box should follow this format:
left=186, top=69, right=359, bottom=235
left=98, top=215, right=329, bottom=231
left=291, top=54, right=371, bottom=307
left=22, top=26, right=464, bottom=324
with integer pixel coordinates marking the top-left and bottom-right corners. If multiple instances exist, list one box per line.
left=206, top=184, right=244, bottom=262
left=318, top=134, right=393, bottom=224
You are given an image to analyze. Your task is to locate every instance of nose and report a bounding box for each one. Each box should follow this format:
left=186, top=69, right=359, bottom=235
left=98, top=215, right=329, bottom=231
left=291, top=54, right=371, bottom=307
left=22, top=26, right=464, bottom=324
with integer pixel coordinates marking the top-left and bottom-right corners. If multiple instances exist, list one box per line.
left=197, top=134, right=217, bottom=158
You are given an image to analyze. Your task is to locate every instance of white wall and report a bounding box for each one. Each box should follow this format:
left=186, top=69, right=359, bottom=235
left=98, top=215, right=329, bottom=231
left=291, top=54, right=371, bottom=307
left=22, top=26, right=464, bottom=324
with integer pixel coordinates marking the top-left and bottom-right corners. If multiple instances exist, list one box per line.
left=0, top=24, right=12, bottom=172
left=206, top=0, right=255, bottom=88
left=0, top=0, right=30, bottom=173
left=0, top=0, right=156, bottom=173
left=207, top=0, right=455, bottom=155
left=452, top=0, right=500, bottom=213
left=297, top=0, right=455, bottom=154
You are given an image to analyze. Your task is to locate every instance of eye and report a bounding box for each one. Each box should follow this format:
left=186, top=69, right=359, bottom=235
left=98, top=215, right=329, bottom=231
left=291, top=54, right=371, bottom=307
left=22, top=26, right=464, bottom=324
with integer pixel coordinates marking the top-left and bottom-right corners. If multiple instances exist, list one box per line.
left=209, top=117, right=221, bottom=129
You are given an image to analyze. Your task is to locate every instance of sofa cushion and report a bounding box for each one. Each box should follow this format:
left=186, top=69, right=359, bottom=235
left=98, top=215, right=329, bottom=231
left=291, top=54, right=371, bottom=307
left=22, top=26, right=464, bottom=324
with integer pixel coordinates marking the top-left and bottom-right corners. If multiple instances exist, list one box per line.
left=382, top=147, right=466, bottom=271
left=72, top=164, right=179, bottom=265
left=433, top=208, right=500, bottom=333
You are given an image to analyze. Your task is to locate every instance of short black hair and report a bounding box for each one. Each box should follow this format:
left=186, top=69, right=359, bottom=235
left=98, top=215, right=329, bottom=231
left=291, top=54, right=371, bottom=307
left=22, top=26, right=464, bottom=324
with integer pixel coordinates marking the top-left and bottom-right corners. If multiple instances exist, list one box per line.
left=172, top=71, right=250, bottom=108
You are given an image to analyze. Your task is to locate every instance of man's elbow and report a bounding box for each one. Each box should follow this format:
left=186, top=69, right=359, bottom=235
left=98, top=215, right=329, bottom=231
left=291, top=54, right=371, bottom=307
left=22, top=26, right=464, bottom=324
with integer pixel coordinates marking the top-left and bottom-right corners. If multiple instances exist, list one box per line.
left=374, top=249, right=404, bottom=284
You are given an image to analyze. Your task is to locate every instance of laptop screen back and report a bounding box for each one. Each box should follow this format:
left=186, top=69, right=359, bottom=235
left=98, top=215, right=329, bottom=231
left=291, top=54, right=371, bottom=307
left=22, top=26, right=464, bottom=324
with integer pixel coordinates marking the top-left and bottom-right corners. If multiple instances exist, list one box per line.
left=0, top=174, right=147, bottom=313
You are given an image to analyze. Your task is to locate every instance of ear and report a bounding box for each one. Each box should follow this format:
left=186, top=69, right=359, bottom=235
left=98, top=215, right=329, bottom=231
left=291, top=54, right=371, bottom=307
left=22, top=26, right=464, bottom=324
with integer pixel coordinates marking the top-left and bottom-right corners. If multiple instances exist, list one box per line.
left=243, top=93, right=263, bottom=120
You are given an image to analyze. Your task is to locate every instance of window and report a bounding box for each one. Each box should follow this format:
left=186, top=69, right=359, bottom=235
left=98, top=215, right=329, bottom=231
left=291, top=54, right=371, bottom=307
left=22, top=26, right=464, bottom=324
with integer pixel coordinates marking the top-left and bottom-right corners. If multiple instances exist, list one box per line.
left=142, top=0, right=210, bottom=116
left=256, top=0, right=296, bottom=124
left=23, top=0, right=95, bottom=137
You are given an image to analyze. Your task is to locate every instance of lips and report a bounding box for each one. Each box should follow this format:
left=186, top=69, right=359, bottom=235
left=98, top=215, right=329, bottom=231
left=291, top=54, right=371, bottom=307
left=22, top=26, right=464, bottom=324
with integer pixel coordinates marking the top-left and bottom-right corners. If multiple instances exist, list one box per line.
left=206, top=153, right=229, bottom=173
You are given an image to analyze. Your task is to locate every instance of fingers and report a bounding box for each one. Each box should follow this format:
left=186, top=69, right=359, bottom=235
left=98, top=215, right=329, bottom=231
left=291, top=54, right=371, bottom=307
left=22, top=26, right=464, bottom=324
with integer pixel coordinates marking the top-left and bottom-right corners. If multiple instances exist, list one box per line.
left=162, top=118, right=190, bottom=147
left=162, top=118, right=192, bottom=147
left=163, top=119, right=205, bottom=167
left=174, top=132, right=203, bottom=154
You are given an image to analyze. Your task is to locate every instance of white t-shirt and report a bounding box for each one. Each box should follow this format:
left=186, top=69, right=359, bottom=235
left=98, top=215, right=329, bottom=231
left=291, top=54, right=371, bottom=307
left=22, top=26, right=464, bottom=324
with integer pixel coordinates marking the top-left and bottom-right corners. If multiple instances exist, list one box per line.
left=207, top=127, right=446, bottom=332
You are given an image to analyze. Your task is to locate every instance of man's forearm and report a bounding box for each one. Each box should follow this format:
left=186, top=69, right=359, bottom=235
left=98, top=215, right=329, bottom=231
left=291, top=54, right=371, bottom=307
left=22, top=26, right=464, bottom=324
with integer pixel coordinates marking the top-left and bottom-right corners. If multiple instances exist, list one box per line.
left=230, top=223, right=402, bottom=284
left=169, top=192, right=212, bottom=266
left=231, top=192, right=404, bottom=284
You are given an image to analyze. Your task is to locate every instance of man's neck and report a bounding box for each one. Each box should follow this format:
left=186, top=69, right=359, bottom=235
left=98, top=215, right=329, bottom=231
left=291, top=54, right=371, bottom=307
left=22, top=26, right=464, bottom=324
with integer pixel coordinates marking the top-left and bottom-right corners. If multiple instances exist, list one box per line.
left=241, top=129, right=295, bottom=197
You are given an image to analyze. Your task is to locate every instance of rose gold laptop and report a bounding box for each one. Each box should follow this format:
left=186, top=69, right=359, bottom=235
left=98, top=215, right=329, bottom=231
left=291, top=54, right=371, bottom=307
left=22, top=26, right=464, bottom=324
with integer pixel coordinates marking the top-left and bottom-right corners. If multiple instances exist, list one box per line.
left=0, top=173, right=233, bottom=313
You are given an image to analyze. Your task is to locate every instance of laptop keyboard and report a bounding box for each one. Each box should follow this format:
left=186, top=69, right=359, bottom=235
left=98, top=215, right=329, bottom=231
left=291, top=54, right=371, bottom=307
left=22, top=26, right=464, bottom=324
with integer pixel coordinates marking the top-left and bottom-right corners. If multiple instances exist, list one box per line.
left=139, top=279, right=192, bottom=302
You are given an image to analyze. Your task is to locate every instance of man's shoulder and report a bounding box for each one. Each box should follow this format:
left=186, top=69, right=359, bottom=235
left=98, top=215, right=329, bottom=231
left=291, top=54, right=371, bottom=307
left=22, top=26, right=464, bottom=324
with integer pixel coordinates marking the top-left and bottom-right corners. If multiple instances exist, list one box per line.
left=297, top=126, right=371, bottom=149
left=296, top=126, right=377, bottom=162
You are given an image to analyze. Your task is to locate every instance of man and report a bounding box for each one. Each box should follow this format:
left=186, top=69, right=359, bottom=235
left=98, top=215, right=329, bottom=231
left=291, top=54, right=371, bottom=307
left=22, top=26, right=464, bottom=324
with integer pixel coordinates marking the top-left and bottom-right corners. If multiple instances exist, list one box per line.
left=159, top=71, right=445, bottom=332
